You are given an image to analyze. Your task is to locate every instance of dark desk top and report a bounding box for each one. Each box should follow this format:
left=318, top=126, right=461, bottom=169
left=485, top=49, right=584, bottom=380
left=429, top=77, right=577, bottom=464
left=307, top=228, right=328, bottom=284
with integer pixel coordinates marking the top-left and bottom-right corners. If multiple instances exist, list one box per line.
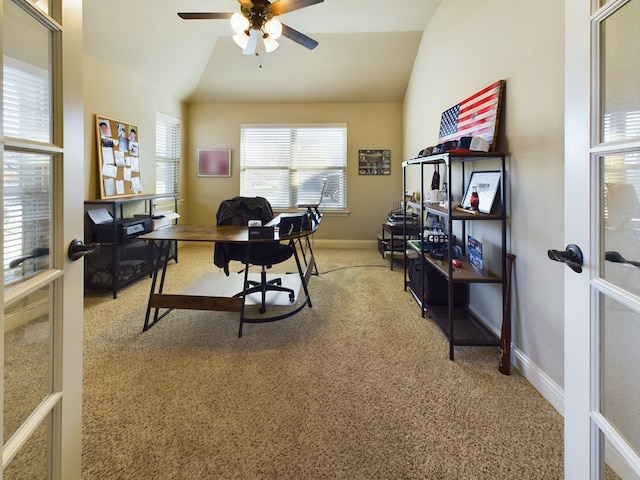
left=139, top=224, right=316, bottom=243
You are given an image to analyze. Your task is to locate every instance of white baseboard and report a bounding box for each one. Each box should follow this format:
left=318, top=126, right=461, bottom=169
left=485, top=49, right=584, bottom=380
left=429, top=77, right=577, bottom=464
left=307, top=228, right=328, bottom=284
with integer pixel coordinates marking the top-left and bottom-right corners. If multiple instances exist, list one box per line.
left=513, top=347, right=564, bottom=416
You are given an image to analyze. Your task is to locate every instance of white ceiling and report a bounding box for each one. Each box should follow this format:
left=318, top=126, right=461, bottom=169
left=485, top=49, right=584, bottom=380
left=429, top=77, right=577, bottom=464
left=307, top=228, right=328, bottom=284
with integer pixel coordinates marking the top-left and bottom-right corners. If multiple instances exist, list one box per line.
left=83, top=0, right=442, bottom=104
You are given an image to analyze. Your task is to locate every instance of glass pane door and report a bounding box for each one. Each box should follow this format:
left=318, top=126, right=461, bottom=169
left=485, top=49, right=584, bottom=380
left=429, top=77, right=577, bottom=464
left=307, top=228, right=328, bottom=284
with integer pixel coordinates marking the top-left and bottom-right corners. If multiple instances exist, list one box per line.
left=595, top=0, right=640, bottom=477
left=2, top=0, right=62, bottom=476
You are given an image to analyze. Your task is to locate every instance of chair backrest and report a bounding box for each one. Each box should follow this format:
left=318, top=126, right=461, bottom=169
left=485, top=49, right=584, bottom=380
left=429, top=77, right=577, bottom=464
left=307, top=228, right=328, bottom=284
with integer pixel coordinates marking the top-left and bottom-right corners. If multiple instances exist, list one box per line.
left=216, top=196, right=274, bottom=227
left=213, top=196, right=276, bottom=274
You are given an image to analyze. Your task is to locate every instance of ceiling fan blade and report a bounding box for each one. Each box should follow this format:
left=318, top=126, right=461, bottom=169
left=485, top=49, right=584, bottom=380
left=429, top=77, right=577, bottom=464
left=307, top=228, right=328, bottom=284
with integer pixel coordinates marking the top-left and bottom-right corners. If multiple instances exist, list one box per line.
left=270, top=0, right=324, bottom=16
left=280, top=23, right=319, bottom=50
left=178, top=12, right=233, bottom=20
left=237, top=0, right=254, bottom=5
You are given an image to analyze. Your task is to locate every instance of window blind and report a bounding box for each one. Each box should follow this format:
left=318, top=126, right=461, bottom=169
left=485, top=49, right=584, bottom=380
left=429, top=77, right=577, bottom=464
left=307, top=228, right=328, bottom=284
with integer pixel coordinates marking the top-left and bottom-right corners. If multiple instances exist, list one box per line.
left=3, top=57, right=51, bottom=143
left=601, top=111, right=640, bottom=228
left=156, top=112, right=181, bottom=196
left=3, top=60, right=52, bottom=285
left=240, top=124, right=347, bottom=210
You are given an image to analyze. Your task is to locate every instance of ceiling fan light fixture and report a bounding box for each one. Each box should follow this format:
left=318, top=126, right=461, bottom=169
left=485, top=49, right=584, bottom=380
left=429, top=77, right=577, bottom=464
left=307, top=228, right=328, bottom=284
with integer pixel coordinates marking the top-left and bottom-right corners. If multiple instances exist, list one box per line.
left=233, top=32, right=250, bottom=49
left=230, top=12, right=249, bottom=33
left=242, top=28, right=261, bottom=55
left=264, top=19, right=282, bottom=40
left=263, top=36, right=280, bottom=53
left=179, top=0, right=323, bottom=54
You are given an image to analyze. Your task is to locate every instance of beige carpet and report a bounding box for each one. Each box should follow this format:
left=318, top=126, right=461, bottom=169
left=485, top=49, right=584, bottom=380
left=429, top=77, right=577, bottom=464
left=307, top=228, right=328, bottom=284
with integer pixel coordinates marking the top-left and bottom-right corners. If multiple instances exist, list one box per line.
left=81, top=244, right=563, bottom=479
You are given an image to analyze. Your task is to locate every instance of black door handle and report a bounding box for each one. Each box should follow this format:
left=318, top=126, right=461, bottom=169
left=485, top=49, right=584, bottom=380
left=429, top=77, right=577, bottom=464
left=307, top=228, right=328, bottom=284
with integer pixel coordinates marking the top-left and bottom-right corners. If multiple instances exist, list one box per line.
left=68, top=239, right=101, bottom=261
left=9, top=247, right=49, bottom=268
left=605, top=251, right=640, bottom=268
left=547, top=244, right=584, bottom=273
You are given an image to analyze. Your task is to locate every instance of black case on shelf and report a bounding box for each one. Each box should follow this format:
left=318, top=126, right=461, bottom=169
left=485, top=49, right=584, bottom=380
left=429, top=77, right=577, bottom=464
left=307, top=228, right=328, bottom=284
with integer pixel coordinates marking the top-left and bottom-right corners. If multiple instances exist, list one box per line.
left=408, top=259, right=465, bottom=305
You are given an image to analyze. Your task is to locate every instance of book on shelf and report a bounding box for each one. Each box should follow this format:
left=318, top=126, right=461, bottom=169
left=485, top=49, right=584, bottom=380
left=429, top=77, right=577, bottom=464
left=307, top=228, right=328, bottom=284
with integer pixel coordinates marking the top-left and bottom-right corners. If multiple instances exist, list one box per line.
left=408, top=240, right=423, bottom=252
left=467, top=236, right=483, bottom=273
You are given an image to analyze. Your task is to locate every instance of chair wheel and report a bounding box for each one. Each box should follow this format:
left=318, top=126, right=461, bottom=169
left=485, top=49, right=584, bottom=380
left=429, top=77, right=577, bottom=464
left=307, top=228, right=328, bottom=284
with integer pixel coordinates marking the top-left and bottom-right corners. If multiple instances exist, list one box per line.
left=259, top=306, right=266, bottom=314
left=289, top=293, right=295, bottom=302
left=274, top=279, right=282, bottom=286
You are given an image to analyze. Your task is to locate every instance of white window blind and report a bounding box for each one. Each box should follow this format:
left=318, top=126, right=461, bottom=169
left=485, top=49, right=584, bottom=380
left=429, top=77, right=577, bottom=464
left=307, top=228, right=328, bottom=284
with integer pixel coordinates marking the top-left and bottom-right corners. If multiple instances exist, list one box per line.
left=240, top=124, right=347, bottom=210
left=3, top=57, right=51, bottom=142
left=156, top=112, right=181, bottom=196
left=602, top=111, right=640, bottom=223
left=603, top=110, right=640, bottom=143
left=3, top=59, right=52, bottom=285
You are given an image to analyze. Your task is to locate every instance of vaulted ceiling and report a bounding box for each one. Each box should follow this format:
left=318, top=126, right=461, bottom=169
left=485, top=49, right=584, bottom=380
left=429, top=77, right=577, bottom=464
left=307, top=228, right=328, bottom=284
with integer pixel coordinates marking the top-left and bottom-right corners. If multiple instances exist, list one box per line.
left=83, top=0, right=442, bottom=104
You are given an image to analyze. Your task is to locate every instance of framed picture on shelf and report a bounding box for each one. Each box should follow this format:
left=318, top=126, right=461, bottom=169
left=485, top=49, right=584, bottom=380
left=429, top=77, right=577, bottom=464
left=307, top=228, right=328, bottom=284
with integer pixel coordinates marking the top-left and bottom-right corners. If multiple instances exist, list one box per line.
left=197, top=149, right=231, bottom=177
left=358, top=149, right=390, bottom=175
left=461, top=170, right=501, bottom=214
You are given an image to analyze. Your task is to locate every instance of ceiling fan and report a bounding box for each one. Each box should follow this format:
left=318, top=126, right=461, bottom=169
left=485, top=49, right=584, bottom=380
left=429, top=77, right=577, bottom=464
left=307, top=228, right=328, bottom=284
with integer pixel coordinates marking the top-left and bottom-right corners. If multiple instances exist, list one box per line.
left=178, top=0, right=324, bottom=55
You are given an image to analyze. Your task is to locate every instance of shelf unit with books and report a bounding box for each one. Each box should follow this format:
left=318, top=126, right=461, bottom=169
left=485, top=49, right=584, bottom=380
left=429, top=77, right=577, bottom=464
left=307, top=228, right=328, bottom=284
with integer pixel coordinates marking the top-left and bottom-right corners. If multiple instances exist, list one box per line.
left=402, top=152, right=507, bottom=360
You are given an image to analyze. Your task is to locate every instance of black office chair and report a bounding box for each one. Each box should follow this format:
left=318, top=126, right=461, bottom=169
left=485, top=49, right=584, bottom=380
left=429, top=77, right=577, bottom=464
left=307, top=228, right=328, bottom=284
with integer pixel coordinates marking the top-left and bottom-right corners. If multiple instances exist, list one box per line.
left=213, top=196, right=295, bottom=316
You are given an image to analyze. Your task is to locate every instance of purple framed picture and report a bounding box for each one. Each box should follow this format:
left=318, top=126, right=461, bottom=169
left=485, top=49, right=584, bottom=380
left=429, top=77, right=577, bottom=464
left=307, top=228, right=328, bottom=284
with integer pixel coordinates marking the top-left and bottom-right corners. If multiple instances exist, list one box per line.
left=197, top=149, right=231, bottom=177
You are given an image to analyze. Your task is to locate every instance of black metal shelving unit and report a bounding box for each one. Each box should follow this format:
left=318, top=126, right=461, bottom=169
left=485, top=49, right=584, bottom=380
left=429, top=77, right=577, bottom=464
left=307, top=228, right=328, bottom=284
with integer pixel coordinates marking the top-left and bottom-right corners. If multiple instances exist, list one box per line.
left=402, top=152, right=507, bottom=360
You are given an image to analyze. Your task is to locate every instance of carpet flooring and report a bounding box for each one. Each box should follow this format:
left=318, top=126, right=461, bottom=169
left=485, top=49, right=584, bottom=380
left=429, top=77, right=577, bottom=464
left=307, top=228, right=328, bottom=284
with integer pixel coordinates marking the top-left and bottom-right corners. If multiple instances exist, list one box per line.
left=81, top=243, right=563, bottom=479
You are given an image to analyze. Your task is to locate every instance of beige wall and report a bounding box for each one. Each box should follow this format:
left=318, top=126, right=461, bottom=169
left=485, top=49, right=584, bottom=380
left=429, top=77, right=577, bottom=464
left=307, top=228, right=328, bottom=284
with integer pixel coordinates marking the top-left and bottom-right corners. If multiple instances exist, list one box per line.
left=186, top=102, right=403, bottom=244
left=82, top=55, right=185, bottom=204
left=404, top=0, right=565, bottom=398
left=81, top=58, right=403, bottom=243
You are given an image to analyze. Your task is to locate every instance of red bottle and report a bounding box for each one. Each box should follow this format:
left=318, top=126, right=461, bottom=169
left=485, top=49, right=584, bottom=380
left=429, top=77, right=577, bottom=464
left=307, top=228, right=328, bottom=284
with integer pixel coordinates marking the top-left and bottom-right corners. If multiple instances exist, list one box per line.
left=470, top=186, right=479, bottom=211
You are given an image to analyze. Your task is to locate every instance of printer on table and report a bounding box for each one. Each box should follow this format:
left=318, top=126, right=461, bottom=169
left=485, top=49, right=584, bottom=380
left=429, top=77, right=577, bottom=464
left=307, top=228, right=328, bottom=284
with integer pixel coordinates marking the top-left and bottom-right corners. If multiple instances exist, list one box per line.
left=88, top=208, right=152, bottom=243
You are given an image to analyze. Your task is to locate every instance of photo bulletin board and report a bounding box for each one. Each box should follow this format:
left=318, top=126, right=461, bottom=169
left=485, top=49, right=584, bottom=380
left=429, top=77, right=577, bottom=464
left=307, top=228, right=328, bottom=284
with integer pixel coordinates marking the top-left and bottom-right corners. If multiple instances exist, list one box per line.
left=358, top=149, right=391, bottom=175
left=96, top=115, right=143, bottom=198
left=197, top=149, right=231, bottom=177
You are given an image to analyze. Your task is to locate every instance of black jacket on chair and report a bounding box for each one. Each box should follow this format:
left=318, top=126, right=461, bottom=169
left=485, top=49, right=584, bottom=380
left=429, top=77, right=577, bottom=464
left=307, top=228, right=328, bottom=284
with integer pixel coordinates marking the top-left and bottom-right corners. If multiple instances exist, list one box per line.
left=213, top=196, right=278, bottom=275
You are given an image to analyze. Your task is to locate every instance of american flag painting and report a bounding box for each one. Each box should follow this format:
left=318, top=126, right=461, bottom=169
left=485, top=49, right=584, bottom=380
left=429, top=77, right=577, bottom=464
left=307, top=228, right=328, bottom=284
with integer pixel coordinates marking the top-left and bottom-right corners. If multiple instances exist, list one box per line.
left=438, top=80, right=504, bottom=148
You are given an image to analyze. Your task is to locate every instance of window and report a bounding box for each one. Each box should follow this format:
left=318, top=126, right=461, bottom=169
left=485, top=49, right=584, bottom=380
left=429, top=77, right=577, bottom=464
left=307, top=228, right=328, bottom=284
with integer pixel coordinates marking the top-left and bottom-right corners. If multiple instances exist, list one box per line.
left=602, top=111, right=640, bottom=224
left=3, top=58, right=52, bottom=285
left=240, top=124, right=347, bottom=210
left=155, top=112, right=181, bottom=196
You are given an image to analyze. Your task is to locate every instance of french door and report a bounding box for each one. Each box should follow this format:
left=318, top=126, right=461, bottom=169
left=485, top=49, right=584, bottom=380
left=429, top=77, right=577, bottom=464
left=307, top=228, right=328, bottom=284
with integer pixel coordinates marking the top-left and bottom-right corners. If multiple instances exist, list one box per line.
left=1, top=0, right=84, bottom=478
left=565, top=0, right=640, bottom=478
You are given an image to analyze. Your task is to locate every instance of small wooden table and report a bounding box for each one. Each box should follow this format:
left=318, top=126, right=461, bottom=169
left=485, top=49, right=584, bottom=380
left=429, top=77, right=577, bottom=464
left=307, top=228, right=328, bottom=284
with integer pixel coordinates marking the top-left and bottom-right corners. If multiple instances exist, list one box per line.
left=139, top=224, right=318, bottom=336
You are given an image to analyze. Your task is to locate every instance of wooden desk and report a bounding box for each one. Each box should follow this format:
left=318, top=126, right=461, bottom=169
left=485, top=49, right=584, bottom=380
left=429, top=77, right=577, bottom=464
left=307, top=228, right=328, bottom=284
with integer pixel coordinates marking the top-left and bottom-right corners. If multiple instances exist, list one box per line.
left=138, top=224, right=317, bottom=336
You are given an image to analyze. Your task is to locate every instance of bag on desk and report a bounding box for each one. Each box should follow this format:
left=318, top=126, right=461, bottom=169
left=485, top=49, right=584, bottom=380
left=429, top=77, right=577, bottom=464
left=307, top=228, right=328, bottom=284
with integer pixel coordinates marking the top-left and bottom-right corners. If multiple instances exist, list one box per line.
left=408, top=259, right=465, bottom=306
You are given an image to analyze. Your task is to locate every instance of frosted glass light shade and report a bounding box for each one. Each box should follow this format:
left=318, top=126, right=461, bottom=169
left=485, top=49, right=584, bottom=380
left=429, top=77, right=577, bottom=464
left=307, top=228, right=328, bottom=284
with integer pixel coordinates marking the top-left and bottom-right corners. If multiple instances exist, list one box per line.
left=264, top=19, right=282, bottom=39
left=230, top=13, right=249, bottom=33
left=242, top=29, right=260, bottom=55
left=233, top=32, right=249, bottom=49
left=263, top=36, right=279, bottom=53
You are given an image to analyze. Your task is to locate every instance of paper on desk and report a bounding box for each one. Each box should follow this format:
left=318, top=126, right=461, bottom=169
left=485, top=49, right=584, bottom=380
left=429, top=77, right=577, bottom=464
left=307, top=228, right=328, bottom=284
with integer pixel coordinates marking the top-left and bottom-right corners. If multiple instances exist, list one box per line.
left=153, top=210, right=180, bottom=220
left=87, top=208, right=113, bottom=224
